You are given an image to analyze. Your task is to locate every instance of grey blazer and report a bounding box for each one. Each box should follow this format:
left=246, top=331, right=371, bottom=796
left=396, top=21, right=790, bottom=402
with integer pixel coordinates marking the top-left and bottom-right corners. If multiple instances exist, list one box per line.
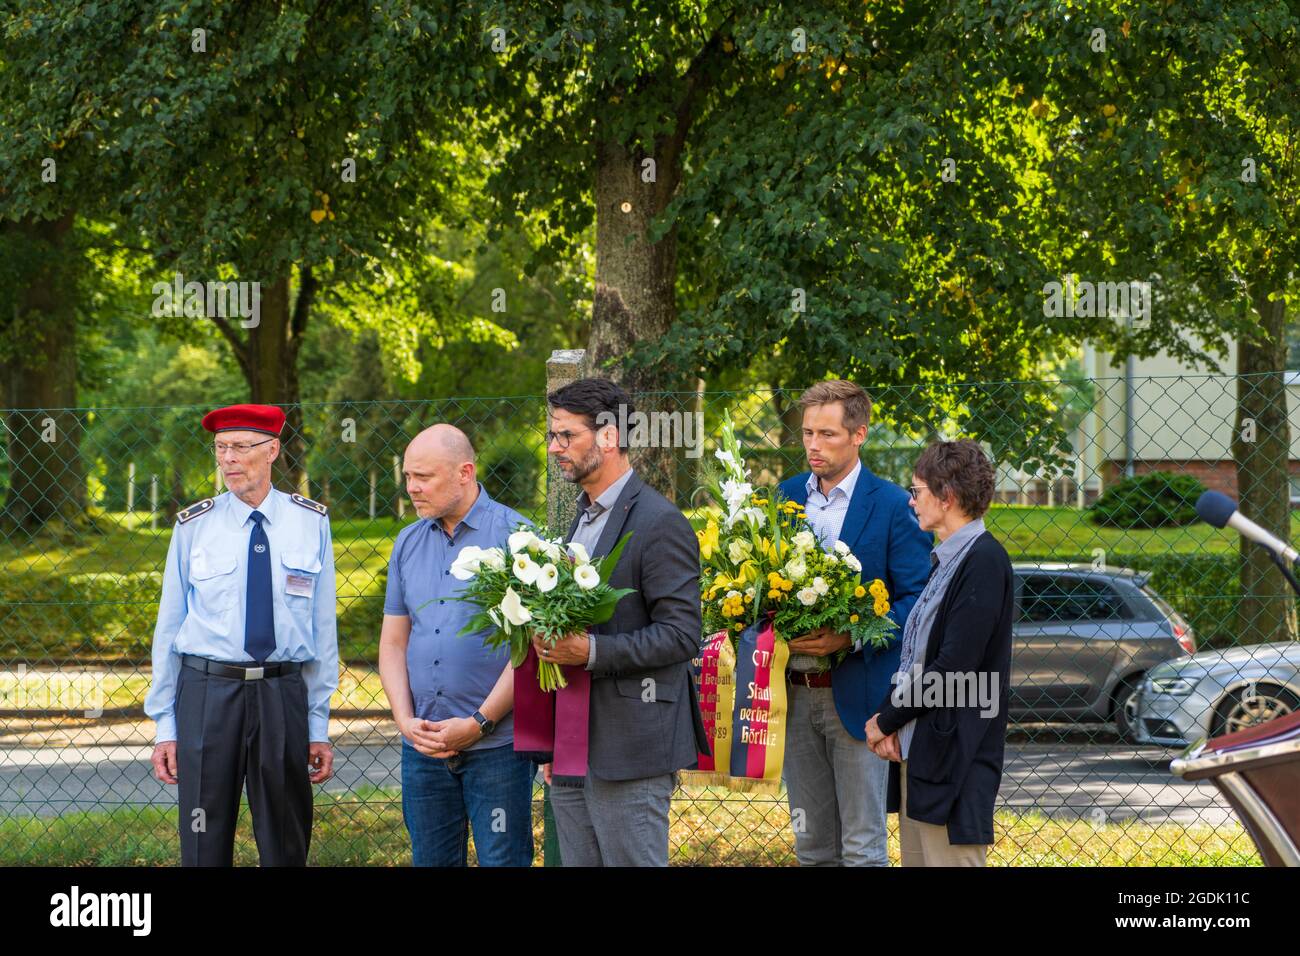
left=566, top=470, right=710, bottom=780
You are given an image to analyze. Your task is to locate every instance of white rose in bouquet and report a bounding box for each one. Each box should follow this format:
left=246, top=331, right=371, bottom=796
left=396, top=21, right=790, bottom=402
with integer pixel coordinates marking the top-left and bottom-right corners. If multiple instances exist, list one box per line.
left=796, top=587, right=819, bottom=606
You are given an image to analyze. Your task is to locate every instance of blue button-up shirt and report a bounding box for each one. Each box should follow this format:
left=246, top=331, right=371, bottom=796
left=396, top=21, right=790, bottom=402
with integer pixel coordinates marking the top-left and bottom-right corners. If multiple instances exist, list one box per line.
left=801, top=459, right=867, bottom=655
left=383, top=484, right=529, bottom=750
left=144, top=488, right=339, bottom=744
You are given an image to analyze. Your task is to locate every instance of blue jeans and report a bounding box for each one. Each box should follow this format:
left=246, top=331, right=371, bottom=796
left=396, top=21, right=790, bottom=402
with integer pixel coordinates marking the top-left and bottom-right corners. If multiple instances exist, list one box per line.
left=400, top=739, right=535, bottom=867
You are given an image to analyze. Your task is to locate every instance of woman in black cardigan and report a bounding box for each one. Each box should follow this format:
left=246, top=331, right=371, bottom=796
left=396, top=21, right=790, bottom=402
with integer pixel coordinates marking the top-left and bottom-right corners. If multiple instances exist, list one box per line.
left=865, top=439, right=1013, bottom=866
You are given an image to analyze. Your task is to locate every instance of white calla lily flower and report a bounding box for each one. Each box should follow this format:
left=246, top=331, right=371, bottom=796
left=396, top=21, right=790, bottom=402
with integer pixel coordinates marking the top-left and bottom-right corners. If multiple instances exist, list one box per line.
left=536, top=562, right=560, bottom=593
left=499, top=587, right=532, bottom=626
left=512, top=554, right=540, bottom=585
left=574, top=564, right=600, bottom=590
left=508, top=529, right=537, bottom=554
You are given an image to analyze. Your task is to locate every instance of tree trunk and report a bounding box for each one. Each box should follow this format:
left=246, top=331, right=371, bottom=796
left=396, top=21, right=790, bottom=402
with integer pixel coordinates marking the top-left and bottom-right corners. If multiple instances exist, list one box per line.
left=589, top=138, right=683, bottom=501
left=240, top=268, right=313, bottom=493
left=1, top=212, right=89, bottom=533
left=1233, top=287, right=1296, bottom=645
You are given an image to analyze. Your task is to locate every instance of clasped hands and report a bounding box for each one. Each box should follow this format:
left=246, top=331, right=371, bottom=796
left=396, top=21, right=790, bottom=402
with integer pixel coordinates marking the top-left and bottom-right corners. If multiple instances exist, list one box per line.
left=864, top=713, right=900, bottom=761
left=402, top=715, right=483, bottom=758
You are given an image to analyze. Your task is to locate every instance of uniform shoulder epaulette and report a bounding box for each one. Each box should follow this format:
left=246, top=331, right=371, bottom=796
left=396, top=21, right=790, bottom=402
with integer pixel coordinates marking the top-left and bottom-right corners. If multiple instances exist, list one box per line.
left=290, top=492, right=328, bottom=516
left=177, top=498, right=214, bottom=524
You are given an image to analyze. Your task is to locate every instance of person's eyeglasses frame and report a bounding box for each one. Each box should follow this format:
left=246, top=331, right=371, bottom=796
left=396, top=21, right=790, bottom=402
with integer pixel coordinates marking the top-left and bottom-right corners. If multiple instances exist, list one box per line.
left=546, top=426, right=595, bottom=450
left=214, top=436, right=277, bottom=457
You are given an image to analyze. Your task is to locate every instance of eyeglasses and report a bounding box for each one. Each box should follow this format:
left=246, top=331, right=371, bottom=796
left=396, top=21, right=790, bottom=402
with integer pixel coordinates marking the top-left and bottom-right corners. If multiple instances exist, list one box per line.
left=908, top=485, right=928, bottom=500
left=214, top=437, right=276, bottom=456
left=546, top=427, right=593, bottom=450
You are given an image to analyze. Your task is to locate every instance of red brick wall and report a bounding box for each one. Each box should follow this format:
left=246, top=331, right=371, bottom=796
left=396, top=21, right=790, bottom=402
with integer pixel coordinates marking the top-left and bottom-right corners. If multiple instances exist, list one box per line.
left=1104, top=459, right=1300, bottom=498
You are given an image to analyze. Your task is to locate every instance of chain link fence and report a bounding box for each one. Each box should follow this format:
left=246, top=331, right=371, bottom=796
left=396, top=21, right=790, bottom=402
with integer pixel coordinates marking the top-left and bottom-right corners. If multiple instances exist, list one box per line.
left=2, top=372, right=1295, bottom=864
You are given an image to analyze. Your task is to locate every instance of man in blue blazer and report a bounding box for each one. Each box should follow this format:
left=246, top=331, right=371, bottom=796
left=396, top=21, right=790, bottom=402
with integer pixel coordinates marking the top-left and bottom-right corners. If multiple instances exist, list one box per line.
left=778, top=380, right=932, bottom=865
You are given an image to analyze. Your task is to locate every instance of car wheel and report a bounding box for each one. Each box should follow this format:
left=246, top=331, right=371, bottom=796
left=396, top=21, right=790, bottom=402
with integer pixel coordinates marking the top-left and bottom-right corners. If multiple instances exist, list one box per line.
left=1212, top=683, right=1300, bottom=737
left=1111, top=677, right=1142, bottom=743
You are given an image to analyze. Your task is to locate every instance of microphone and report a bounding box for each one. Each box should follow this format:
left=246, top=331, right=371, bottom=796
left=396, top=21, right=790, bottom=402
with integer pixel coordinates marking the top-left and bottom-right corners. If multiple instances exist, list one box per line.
left=1196, top=490, right=1299, bottom=563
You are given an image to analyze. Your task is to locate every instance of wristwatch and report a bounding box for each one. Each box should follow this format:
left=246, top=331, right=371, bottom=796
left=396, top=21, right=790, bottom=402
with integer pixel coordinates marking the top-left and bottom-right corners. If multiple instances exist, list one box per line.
left=471, top=710, right=496, bottom=738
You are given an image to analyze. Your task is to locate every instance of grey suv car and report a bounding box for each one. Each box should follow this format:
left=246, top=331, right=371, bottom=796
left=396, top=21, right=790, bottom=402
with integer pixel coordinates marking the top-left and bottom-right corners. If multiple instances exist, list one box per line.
left=1011, top=564, right=1196, bottom=739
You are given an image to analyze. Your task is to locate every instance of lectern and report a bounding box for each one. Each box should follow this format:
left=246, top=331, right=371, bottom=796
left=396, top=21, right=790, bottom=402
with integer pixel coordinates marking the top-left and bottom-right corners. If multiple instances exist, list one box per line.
left=1171, top=709, right=1300, bottom=866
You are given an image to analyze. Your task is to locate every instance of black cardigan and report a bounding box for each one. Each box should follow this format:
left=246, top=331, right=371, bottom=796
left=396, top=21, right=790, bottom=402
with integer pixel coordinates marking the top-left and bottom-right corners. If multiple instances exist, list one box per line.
left=874, top=530, right=1014, bottom=845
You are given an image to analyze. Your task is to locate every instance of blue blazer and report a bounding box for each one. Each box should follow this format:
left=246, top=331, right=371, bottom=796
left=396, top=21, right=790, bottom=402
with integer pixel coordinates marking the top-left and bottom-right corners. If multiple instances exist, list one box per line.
left=780, top=464, right=933, bottom=740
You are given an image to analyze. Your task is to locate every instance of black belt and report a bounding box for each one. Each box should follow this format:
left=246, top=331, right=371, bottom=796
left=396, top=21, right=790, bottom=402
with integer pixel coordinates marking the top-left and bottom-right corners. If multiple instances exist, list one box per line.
left=181, top=654, right=303, bottom=681
left=787, top=669, right=833, bottom=688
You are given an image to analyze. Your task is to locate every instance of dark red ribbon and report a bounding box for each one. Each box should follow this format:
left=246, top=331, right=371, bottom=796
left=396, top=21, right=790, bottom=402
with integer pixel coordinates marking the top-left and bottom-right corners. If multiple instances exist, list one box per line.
left=512, top=644, right=591, bottom=777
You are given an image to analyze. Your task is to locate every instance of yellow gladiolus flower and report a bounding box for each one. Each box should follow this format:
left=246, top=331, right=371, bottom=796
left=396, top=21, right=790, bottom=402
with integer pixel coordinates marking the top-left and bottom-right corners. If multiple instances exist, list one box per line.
left=698, top=520, right=720, bottom=559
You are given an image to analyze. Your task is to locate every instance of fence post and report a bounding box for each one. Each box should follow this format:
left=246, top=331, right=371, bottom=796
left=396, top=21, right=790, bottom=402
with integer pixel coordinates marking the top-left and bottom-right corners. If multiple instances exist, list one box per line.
left=126, top=461, right=135, bottom=514
left=545, top=349, right=589, bottom=532
left=540, top=348, right=589, bottom=868
left=368, top=468, right=377, bottom=519
left=393, top=456, right=404, bottom=519
left=150, top=475, right=158, bottom=530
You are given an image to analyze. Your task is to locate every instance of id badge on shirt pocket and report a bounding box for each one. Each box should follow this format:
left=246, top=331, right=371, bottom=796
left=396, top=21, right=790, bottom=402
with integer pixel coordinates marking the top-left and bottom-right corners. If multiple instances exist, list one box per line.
left=282, top=552, right=320, bottom=599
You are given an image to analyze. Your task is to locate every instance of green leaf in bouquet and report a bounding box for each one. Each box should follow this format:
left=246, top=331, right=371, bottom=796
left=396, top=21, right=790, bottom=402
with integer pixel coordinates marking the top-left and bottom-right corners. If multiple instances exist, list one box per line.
left=586, top=586, right=637, bottom=623
left=509, top=638, right=531, bottom=668
left=457, top=611, right=496, bottom=638
left=596, top=531, right=635, bottom=580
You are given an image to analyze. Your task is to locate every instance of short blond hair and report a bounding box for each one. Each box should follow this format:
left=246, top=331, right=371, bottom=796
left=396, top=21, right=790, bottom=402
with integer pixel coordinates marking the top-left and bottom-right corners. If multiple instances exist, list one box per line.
left=798, top=380, right=872, bottom=433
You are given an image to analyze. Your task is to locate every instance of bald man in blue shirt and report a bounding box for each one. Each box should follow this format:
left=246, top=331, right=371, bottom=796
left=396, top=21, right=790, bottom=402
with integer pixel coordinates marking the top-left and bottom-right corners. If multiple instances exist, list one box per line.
left=379, top=424, right=535, bottom=867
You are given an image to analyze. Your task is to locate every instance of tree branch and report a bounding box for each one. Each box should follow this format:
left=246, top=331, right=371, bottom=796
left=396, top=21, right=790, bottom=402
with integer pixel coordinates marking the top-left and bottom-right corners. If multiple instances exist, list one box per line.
left=209, top=314, right=250, bottom=378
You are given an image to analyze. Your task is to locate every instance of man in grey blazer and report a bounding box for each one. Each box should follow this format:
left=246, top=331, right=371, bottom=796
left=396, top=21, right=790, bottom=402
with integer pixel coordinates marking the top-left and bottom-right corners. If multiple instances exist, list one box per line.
left=532, top=377, right=709, bottom=866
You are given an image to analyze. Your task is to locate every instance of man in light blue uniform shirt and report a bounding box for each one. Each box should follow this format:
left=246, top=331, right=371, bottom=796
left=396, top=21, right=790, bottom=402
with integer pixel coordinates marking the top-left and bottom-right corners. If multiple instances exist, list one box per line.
left=378, top=423, right=534, bottom=867
left=145, top=403, right=339, bottom=866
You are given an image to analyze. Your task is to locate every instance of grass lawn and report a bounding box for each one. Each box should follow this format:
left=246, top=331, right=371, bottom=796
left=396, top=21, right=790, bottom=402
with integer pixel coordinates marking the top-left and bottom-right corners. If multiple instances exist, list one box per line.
left=0, top=786, right=1261, bottom=867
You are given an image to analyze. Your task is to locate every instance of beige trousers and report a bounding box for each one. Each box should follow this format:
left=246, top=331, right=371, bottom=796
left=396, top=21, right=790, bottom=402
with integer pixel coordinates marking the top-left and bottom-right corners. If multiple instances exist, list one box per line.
left=898, top=760, right=988, bottom=867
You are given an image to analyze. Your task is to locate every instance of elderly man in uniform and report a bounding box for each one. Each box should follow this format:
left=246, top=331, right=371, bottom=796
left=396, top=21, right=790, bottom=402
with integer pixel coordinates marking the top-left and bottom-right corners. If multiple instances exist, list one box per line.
left=145, top=403, right=339, bottom=866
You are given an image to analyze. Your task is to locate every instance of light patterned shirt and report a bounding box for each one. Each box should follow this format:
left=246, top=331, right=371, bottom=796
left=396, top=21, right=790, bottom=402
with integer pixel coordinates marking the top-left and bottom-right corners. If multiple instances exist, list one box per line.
left=803, top=459, right=862, bottom=551
left=896, top=517, right=986, bottom=758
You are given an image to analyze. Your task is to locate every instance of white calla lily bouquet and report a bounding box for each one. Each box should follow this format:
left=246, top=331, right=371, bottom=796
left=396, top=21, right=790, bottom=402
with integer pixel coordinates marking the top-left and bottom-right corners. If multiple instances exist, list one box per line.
left=449, top=526, right=635, bottom=690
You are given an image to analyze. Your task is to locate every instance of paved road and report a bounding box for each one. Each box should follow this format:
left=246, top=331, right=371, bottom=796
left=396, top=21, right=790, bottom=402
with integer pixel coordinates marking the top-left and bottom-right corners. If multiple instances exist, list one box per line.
left=0, top=741, right=1236, bottom=827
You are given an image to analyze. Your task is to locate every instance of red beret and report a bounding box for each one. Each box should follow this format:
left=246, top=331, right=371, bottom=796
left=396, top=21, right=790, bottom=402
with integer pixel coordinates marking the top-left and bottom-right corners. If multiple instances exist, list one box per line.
left=201, top=404, right=286, bottom=436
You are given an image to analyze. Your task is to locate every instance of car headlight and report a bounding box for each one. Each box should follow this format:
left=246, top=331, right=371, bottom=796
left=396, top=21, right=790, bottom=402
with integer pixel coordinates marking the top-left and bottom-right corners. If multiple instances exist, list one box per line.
left=1149, top=675, right=1200, bottom=696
